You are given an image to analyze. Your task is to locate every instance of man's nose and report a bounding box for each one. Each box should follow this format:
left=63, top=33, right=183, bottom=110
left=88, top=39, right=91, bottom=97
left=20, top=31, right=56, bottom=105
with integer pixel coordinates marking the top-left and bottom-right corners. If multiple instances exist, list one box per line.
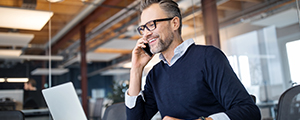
left=143, top=28, right=152, bottom=38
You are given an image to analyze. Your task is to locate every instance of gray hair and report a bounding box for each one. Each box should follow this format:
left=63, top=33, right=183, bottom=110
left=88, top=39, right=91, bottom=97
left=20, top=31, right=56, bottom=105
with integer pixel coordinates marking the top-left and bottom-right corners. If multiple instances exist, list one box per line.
left=140, top=0, right=182, bottom=35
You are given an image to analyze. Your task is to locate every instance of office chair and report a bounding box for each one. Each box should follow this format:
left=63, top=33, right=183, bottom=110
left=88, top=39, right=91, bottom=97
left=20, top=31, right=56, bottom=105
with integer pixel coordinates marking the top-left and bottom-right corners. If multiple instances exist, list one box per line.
left=91, top=98, right=104, bottom=120
left=0, top=110, right=24, bottom=120
left=102, top=102, right=126, bottom=120
left=276, top=85, right=300, bottom=120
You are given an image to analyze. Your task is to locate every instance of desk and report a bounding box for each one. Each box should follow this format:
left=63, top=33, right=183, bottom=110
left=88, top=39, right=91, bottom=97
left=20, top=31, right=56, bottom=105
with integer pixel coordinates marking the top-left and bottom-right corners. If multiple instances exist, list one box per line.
left=0, top=101, right=16, bottom=110
left=257, top=101, right=278, bottom=119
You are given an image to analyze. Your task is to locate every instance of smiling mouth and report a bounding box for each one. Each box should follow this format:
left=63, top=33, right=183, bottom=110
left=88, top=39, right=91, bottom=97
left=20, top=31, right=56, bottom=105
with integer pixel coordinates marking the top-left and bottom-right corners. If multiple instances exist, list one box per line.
left=148, top=38, right=157, bottom=43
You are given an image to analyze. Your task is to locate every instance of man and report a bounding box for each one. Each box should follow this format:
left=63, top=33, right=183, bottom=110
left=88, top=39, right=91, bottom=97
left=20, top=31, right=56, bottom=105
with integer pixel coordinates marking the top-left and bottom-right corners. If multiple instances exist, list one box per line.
left=125, top=0, right=261, bottom=120
left=24, top=79, right=37, bottom=91
left=23, top=79, right=39, bottom=109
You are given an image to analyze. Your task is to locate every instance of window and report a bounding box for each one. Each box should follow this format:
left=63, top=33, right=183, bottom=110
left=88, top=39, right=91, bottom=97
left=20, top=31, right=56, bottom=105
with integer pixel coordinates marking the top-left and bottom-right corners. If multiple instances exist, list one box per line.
left=221, top=26, right=285, bottom=103
left=286, top=40, right=300, bottom=84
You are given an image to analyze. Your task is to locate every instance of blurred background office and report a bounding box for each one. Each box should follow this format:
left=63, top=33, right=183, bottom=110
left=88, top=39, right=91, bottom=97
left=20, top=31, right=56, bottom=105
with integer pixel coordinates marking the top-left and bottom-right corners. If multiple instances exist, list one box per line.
left=0, top=0, right=299, bottom=120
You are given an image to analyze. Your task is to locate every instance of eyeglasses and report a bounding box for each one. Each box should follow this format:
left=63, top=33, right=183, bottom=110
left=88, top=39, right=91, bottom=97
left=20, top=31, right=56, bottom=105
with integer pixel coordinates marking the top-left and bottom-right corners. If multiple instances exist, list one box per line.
left=136, top=17, right=174, bottom=35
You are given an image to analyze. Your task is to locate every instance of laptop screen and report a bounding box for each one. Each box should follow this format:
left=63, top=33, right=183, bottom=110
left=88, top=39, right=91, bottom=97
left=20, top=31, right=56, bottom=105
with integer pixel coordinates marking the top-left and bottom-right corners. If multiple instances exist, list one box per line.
left=42, top=82, right=87, bottom=120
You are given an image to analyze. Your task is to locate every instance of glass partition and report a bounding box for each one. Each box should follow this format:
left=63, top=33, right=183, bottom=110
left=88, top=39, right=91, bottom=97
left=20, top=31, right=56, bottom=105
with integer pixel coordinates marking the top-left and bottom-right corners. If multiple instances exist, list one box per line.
left=221, top=26, right=285, bottom=103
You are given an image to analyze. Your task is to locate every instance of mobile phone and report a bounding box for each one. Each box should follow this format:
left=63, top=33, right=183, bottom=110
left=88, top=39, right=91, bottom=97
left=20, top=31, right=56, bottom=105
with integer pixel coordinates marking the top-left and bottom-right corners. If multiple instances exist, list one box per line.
left=142, top=43, right=153, bottom=57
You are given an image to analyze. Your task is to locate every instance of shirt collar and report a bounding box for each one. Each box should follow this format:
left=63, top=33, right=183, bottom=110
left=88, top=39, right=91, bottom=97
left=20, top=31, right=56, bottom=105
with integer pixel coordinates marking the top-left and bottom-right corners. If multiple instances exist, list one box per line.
left=159, top=39, right=195, bottom=66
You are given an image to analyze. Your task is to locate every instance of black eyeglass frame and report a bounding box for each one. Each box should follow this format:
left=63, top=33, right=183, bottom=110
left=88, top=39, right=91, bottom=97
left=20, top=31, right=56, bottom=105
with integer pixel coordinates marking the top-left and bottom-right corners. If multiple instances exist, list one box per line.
left=136, top=17, right=174, bottom=35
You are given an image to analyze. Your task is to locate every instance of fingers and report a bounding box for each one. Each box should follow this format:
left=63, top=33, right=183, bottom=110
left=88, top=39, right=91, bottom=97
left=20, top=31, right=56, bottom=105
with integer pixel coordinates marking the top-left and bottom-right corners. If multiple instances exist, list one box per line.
left=136, top=38, right=148, bottom=48
left=132, top=38, right=148, bottom=57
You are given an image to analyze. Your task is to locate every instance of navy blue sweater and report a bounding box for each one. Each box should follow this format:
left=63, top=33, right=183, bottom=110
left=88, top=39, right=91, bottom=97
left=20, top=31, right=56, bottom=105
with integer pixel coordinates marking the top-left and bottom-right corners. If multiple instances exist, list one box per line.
left=127, top=44, right=261, bottom=120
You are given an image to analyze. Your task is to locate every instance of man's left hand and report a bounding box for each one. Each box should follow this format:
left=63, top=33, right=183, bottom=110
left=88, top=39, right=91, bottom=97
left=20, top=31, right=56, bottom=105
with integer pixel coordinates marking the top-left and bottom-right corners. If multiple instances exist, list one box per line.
left=163, top=116, right=182, bottom=120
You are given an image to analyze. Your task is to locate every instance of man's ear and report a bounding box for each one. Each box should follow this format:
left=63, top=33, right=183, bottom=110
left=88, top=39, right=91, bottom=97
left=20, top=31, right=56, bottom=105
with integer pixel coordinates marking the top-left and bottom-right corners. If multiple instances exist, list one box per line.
left=171, top=16, right=180, bottom=31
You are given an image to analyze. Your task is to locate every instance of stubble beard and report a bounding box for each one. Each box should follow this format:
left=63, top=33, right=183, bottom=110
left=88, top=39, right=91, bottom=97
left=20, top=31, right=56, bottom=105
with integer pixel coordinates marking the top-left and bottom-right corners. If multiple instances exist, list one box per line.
left=151, top=30, right=174, bottom=54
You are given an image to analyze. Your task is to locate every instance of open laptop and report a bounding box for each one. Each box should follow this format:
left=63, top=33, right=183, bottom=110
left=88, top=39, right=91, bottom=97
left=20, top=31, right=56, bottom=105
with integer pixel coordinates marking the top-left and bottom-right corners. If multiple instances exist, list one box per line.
left=42, top=82, right=87, bottom=120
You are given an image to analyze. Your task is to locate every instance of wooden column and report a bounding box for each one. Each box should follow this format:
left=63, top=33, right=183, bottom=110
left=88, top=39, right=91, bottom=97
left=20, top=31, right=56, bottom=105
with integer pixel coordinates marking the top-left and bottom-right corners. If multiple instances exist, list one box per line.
left=201, top=0, right=221, bottom=48
left=80, top=25, right=88, bottom=115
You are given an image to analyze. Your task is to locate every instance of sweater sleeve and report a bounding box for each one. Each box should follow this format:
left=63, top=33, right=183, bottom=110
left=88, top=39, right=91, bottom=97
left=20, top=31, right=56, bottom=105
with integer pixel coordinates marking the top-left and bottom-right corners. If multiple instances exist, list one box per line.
left=204, top=46, right=261, bottom=120
left=126, top=72, right=159, bottom=120
left=125, top=90, right=144, bottom=109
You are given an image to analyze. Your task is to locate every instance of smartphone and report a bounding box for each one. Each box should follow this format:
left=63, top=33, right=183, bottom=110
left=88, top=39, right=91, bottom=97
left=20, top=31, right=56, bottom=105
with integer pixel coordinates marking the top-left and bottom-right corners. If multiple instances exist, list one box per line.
left=142, top=43, right=153, bottom=57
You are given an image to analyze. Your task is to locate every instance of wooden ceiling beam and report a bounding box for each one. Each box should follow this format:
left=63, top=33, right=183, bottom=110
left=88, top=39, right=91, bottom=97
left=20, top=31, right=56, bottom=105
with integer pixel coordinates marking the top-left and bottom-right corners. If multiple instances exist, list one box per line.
left=0, top=0, right=21, bottom=7
left=36, top=4, right=85, bottom=15
left=50, top=14, right=74, bottom=22
left=94, top=48, right=132, bottom=54
left=51, top=0, right=125, bottom=54
left=218, top=10, right=225, bottom=19
left=217, top=1, right=242, bottom=11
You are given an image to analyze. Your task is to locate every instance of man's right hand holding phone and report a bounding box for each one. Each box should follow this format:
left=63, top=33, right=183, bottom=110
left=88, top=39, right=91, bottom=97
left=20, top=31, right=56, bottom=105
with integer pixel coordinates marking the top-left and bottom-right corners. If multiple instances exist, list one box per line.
left=128, top=38, right=153, bottom=96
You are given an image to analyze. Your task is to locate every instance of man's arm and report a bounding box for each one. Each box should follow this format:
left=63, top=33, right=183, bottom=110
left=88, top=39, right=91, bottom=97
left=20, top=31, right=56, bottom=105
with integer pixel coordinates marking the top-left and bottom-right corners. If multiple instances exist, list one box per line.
left=126, top=38, right=159, bottom=120
left=128, top=38, right=152, bottom=96
left=205, top=46, right=261, bottom=120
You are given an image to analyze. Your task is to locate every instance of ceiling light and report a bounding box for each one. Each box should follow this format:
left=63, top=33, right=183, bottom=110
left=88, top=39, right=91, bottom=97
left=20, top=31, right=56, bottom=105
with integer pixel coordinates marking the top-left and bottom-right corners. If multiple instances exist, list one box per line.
left=0, top=32, right=34, bottom=47
left=0, top=50, right=22, bottom=56
left=0, top=7, right=53, bottom=31
left=0, top=55, right=63, bottom=61
left=0, top=78, right=5, bottom=82
left=7, top=78, right=29, bottom=83
left=31, top=68, right=69, bottom=75
left=84, top=52, right=121, bottom=62
left=47, top=0, right=64, bottom=3
left=101, top=69, right=130, bottom=76
left=100, top=39, right=136, bottom=50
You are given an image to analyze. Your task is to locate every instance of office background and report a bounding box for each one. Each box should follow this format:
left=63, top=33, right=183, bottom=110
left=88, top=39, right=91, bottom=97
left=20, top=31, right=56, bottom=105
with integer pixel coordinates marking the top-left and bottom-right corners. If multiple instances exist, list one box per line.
left=0, top=0, right=299, bottom=119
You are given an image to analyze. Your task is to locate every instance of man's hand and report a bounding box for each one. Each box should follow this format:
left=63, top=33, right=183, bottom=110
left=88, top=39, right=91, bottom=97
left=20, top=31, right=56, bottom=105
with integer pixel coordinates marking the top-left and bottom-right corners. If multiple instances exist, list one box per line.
left=163, top=116, right=182, bottom=120
left=128, top=38, right=153, bottom=96
left=131, top=38, right=152, bottom=69
left=205, top=117, right=213, bottom=120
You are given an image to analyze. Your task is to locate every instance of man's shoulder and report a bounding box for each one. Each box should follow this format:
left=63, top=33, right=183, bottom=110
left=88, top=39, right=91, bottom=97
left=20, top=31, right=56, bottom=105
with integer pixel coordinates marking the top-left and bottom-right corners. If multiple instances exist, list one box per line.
left=187, top=44, right=220, bottom=55
left=152, top=60, right=164, bottom=69
left=191, top=44, right=218, bottom=50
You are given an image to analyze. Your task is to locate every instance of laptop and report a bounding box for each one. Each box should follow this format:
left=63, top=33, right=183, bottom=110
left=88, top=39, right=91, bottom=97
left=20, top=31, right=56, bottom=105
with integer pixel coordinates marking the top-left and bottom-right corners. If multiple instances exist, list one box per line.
left=42, top=82, right=87, bottom=120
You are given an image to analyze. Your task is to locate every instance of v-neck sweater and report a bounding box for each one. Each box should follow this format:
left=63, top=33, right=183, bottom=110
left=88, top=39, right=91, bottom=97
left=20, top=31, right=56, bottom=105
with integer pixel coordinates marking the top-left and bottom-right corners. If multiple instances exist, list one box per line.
left=126, top=44, right=261, bottom=120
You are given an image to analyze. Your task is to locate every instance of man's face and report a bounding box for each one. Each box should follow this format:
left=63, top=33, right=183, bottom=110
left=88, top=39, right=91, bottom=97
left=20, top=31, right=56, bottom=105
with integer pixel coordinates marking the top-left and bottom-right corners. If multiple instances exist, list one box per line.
left=140, top=4, right=174, bottom=54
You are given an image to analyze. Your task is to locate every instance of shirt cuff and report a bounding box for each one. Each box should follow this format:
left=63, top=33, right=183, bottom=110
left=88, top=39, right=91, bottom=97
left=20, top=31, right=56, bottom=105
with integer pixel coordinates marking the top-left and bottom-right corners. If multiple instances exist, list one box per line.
left=208, top=112, right=230, bottom=120
left=124, top=90, right=145, bottom=109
